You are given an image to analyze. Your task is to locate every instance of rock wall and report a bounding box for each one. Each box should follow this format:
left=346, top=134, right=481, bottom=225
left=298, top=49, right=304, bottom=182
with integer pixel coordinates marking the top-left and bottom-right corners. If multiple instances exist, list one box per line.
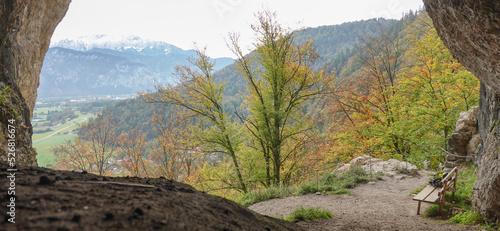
left=424, top=0, right=500, bottom=222
left=0, top=0, right=70, bottom=165
left=445, top=106, right=479, bottom=169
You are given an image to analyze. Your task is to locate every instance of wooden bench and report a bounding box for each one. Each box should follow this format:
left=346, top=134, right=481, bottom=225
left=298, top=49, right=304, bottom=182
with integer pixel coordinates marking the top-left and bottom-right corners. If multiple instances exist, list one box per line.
left=412, top=166, right=458, bottom=215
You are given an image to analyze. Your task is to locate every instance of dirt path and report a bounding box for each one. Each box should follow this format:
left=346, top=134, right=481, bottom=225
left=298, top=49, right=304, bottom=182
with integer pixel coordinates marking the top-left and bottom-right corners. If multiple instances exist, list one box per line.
left=249, top=172, right=478, bottom=231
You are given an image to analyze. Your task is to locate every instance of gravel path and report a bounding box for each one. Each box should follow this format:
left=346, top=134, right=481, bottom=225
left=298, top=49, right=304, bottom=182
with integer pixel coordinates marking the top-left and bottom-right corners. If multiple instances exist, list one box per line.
left=249, top=172, right=478, bottom=231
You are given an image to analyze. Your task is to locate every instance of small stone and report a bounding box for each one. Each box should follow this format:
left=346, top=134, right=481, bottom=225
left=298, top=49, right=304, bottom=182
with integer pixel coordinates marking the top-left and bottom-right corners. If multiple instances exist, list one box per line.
left=104, top=212, right=114, bottom=221
left=47, top=216, right=59, bottom=222
left=315, top=192, right=321, bottom=195
left=395, top=175, right=405, bottom=180
left=72, top=214, right=81, bottom=223
left=39, top=176, right=55, bottom=185
left=134, top=208, right=144, bottom=216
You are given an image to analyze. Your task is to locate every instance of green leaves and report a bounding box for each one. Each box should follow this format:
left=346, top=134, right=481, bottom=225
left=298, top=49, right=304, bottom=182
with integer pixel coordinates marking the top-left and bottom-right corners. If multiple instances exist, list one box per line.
left=230, top=10, right=326, bottom=186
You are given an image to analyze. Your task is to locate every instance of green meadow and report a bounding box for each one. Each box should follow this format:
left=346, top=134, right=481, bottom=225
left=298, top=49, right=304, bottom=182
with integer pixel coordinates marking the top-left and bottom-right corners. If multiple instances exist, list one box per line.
left=32, top=110, right=93, bottom=167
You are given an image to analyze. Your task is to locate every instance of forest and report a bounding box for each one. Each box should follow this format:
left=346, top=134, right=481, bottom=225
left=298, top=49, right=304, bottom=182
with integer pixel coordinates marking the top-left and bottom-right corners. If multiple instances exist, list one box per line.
left=50, top=10, right=479, bottom=202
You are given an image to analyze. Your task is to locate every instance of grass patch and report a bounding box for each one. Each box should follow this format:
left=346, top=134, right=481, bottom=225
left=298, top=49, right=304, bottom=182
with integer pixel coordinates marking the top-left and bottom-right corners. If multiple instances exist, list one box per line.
left=480, top=223, right=500, bottom=231
left=241, top=186, right=294, bottom=207
left=423, top=204, right=452, bottom=217
left=297, top=166, right=371, bottom=195
left=284, top=206, right=333, bottom=222
left=450, top=211, right=484, bottom=225
left=331, top=189, right=352, bottom=195
left=241, top=167, right=374, bottom=206
left=450, top=165, right=477, bottom=209
left=410, top=186, right=425, bottom=195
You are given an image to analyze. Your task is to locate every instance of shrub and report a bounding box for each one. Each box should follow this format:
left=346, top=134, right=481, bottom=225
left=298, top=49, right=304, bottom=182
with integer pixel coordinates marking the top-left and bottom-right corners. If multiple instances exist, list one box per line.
left=284, top=206, right=333, bottom=222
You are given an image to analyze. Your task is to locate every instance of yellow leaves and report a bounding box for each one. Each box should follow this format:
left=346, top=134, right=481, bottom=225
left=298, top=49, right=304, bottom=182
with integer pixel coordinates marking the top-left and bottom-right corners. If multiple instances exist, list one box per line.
left=324, top=12, right=479, bottom=163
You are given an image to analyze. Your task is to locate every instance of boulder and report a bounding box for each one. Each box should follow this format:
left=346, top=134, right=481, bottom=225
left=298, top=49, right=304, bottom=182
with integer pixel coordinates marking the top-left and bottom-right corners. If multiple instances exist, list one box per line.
left=446, top=106, right=480, bottom=169
left=350, top=154, right=383, bottom=167
left=334, top=155, right=418, bottom=176
left=334, top=163, right=351, bottom=174
left=361, top=159, right=418, bottom=176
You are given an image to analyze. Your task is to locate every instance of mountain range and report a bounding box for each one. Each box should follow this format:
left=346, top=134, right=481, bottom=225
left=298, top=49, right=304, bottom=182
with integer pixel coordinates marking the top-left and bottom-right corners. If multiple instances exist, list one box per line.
left=39, top=35, right=234, bottom=97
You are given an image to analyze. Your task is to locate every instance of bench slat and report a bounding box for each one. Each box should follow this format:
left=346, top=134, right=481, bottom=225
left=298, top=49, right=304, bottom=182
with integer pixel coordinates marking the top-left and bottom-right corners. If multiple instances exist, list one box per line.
left=413, top=185, right=438, bottom=201
left=423, top=190, right=440, bottom=203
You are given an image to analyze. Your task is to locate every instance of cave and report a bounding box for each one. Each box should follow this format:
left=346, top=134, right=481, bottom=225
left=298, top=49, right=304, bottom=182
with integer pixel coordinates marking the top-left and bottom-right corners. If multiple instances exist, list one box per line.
left=1, top=0, right=500, bottom=225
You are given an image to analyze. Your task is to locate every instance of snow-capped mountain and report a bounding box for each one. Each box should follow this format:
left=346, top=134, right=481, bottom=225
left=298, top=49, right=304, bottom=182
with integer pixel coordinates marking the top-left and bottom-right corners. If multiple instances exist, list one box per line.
left=51, top=35, right=179, bottom=56
left=40, top=35, right=234, bottom=98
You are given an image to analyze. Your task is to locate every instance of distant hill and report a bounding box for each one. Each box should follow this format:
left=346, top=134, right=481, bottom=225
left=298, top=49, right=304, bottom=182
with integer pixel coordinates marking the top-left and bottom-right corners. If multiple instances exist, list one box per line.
left=215, top=18, right=399, bottom=97
left=89, top=17, right=409, bottom=139
left=39, top=35, right=233, bottom=98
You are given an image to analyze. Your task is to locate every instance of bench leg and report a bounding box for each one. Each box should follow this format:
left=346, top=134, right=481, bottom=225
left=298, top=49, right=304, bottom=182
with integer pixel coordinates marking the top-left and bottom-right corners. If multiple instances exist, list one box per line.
left=417, top=201, right=421, bottom=215
left=439, top=198, right=444, bottom=215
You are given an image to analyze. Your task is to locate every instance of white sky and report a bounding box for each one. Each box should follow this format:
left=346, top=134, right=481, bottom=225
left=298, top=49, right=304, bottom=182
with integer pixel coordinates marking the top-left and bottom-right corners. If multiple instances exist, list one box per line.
left=52, top=0, right=423, bottom=58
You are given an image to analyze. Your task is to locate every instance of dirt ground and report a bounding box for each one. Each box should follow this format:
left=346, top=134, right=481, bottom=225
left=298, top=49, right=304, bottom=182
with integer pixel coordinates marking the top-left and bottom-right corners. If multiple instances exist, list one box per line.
left=0, top=161, right=480, bottom=231
left=249, top=171, right=479, bottom=231
left=0, top=162, right=301, bottom=231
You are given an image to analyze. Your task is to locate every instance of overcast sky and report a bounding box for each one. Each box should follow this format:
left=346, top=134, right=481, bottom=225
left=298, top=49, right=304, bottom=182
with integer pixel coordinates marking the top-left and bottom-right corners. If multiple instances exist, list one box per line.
left=52, top=0, right=423, bottom=58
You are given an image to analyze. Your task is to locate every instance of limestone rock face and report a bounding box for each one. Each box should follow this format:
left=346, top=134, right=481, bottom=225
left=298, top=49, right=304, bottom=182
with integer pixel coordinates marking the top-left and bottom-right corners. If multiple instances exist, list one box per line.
left=445, top=106, right=479, bottom=169
left=424, top=0, right=500, bottom=222
left=0, top=0, right=70, bottom=165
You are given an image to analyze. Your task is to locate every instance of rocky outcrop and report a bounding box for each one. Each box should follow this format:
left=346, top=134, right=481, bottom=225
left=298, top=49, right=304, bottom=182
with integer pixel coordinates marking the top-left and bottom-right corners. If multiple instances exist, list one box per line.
left=445, top=106, right=479, bottom=169
left=0, top=0, right=70, bottom=165
left=335, top=155, right=419, bottom=176
left=424, top=0, right=500, bottom=222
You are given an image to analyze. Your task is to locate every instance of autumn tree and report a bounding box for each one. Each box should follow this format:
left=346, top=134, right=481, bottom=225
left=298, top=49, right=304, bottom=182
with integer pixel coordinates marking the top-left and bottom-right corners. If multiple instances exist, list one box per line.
left=118, top=129, right=149, bottom=177
left=53, top=113, right=119, bottom=176
left=327, top=23, right=404, bottom=160
left=149, top=108, right=200, bottom=180
left=81, top=114, right=119, bottom=176
left=143, top=48, right=247, bottom=192
left=228, top=10, right=328, bottom=186
left=326, top=13, right=479, bottom=167
left=52, top=139, right=91, bottom=172
left=393, top=14, right=479, bottom=159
